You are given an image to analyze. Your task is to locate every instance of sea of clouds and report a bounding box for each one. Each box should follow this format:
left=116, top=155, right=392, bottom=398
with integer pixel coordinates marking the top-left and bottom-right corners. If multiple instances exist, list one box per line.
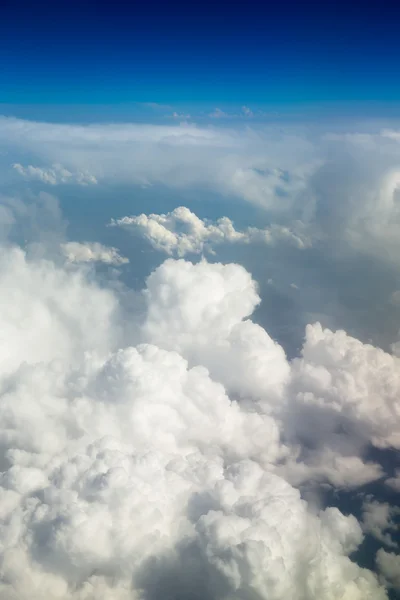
left=0, top=116, right=399, bottom=599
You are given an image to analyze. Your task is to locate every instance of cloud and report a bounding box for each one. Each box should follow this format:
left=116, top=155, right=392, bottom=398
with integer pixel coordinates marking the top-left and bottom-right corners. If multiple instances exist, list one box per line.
left=0, top=117, right=319, bottom=210
left=61, top=241, right=129, bottom=265
left=242, top=105, right=254, bottom=117
left=110, top=206, right=311, bottom=256
left=0, top=226, right=392, bottom=598
left=209, top=108, right=229, bottom=118
left=361, top=498, right=400, bottom=548
left=282, top=322, right=400, bottom=478
left=3, top=115, right=400, bottom=596
left=13, top=163, right=97, bottom=186
left=385, top=470, right=400, bottom=492
left=172, top=111, right=191, bottom=120
left=376, top=549, right=400, bottom=591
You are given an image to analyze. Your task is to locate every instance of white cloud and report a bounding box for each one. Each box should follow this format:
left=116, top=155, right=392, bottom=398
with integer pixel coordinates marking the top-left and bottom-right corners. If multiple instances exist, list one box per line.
left=209, top=108, right=229, bottom=118
left=376, top=549, right=400, bottom=591
left=110, top=206, right=311, bottom=256
left=13, top=163, right=97, bottom=186
left=0, top=246, right=118, bottom=377
left=0, top=235, right=391, bottom=599
left=61, top=241, right=129, bottom=265
left=140, top=258, right=291, bottom=406
left=0, top=117, right=316, bottom=209
left=172, top=111, right=191, bottom=120
left=287, top=322, right=400, bottom=452
left=3, top=116, right=400, bottom=597
left=242, top=105, right=254, bottom=117
left=361, top=498, right=400, bottom=548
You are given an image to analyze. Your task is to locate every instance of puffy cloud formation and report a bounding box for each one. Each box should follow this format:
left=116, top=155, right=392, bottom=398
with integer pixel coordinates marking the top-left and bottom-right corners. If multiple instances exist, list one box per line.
left=288, top=323, right=400, bottom=451
left=13, top=163, right=97, bottom=186
left=0, top=239, right=392, bottom=599
left=61, top=242, right=129, bottom=265
left=377, top=549, right=400, bottom=591
left=110, top=206, right=311, bottom=256
left=4, top=117, right=400, bottom=275
left=361, top=499, right=400, bottom=548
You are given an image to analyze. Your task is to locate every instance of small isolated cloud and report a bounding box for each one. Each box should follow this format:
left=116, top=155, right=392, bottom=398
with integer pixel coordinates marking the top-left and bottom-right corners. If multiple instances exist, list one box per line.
left=13, top=163, right=97, bottom=186
left=209, top=107, right=228, bottom=118
left=242, top=105, right=254, bottom=117
left=61, top=241, right=129, bottom=265
left=172, top=111, right=191, bottom=120
left=362, top=498, right=400, bottom=548
left=110, top=206, right=311, bottom=256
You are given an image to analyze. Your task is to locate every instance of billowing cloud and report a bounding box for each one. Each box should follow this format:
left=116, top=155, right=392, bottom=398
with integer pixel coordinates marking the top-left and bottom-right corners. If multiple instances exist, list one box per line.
left=377, top=549, right=400, bottom=591
left=4, top=117, right=400, bottom=273
left=61, top=241, right=129, bottom=265
left=110, top=206, right=311, bottom=256
left=0, top=238, right=392, bottom=599
left=2, top=115, right=400, bottom=597
left=13, top=163, right=97, bottom=186
left=361, top=498, right=400, bottom=548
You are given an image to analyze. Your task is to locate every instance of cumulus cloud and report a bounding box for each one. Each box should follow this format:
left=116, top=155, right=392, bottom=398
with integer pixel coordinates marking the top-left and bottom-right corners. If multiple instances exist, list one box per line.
left=5, top=115, right=400, bottom=280
left=361, top=498, right=400, bottom=548
left=61, top=242, right=129, bottom=265
left=376, top=549, right=400, bottom=591
left=110, top=206, right=311, bottom=256
left=3, top=115, right=400, bottom=597
left=13, top=163, right=97, bottom=186
left=0, top=236, right=392, bottom=599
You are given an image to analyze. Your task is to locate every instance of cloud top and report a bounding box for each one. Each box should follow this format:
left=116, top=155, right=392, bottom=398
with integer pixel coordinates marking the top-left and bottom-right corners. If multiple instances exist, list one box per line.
left=111, top=206, right=311, bottom=256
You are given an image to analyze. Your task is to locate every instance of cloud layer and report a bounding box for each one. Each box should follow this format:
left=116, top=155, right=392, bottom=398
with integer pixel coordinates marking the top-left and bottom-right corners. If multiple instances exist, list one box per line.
left=0, top=116, right=400, bottom=598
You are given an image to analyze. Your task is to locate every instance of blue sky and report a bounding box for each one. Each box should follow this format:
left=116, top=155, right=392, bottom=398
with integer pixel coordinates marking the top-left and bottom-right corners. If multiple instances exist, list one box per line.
left=1, top=0, right=400, bottom=117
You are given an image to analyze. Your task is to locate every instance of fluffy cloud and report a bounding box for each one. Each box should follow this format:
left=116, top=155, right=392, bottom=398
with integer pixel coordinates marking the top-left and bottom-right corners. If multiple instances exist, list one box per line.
left=361, top=498, right=400, bottom=548
left=376, top=549, right=400, bottom=591
left=61, top=242, right=129, bottom=265
left=2, top=115, right=400, bottom=595
left=4, top=116, right=400, bottom=275
left=0, top=239, right=391, bottom=599
left=288, top=323, right=400, bottom=452
left=13, top=163, right=97, bottom=186
left=110, top=206, right=311, bottom=256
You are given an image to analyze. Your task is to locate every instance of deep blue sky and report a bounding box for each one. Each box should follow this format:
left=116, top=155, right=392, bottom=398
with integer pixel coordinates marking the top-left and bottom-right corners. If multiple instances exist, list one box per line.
left=1, top=0, right=400, bottom=116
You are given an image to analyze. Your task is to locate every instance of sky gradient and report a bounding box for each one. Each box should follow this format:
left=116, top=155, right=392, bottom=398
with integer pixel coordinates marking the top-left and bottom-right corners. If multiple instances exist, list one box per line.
left=1, top=0, right=400, bottom=116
